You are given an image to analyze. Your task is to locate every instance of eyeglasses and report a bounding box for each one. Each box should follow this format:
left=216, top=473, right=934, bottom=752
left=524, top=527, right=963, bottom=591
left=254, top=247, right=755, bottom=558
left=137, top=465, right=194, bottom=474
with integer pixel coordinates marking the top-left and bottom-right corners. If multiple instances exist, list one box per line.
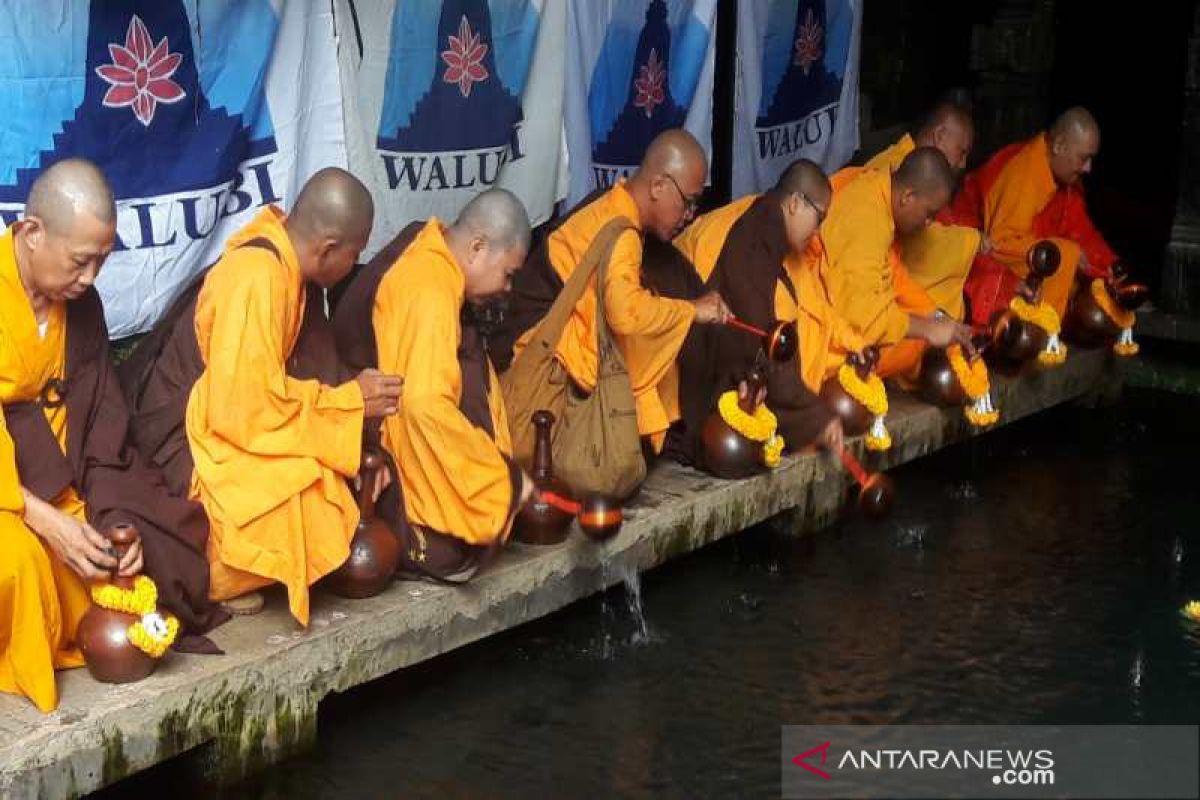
left=663, top=173, right=701, bottom=215
left=798, top=191, right=827, bottom=225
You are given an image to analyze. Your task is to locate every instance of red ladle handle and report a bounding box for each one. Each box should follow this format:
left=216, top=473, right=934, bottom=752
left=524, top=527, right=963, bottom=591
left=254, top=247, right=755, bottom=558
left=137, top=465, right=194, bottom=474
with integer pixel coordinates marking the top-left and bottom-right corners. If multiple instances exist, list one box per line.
left=539, top=489, right=581, bottom=515
left=726, top=316, right=769, bottom=339
left=836, top=445, right=871, bottom=489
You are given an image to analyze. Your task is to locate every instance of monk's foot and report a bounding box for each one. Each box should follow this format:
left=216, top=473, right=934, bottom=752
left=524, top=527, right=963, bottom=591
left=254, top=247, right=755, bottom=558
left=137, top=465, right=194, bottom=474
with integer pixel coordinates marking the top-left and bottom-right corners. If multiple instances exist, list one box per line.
left=220, top=591, right=265, bottom=616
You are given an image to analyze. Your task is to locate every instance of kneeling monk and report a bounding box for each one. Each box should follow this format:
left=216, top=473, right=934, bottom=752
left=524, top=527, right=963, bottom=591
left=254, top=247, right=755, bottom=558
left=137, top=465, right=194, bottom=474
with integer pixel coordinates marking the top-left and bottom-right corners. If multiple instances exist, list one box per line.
left=128, top=168, right=400, bottom=625
left=957, top=106, right=1117, bottom=327
left=821, top=148, right=974, bottom=379
left=0, top=160, right=223, bottom=712
left=333, top=190, right=533, bottom=580
left=492, top=129, right=732, bottom=452
left=668, top=159, right=848, bottom=463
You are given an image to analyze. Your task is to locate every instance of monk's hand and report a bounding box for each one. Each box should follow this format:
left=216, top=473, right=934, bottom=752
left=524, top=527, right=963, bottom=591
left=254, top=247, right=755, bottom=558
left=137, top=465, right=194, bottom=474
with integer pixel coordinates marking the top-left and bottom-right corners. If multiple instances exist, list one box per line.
left=820, top=417, right=844, bottom=455
left=28, top=503, right=117, bottom=580
left=920, top=316, right=974, bottom=350
left=117, top=537, right=143, bottom=578
left=370, top=464, right=392, bottom=504
left=356, top=369, right=403, bottom=419
left=692, top=291, right=732, bottom=325
left=518, top=469, right=536, bottom=508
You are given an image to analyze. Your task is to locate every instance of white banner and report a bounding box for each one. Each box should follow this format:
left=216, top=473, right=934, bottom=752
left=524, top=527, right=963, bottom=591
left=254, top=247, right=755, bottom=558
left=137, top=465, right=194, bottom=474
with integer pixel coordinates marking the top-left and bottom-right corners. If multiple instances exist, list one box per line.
left=0, top=0, right=347, bottom=338
left=564, top=0, right=717, bottom=207
left=338, top=0, right=568, bottom=257
left=731, top=0, right=862, bottom=197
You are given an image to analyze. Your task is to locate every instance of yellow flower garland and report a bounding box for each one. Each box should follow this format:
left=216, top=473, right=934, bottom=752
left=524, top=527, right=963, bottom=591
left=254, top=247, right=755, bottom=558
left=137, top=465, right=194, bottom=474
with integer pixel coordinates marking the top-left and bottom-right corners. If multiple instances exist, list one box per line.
left=1009, top=296, right=1060, bottom=335
left=837, top=364, right=888, bottom=416
left=90, top=575, right=180, bottom=658
left=1091, top=279, right=1140, bottom=356
left=946, top=345, right=989, bottom=400
left=717, top=390, right=783, bottom=468
left=1182, top=600, right=1200, bottom=623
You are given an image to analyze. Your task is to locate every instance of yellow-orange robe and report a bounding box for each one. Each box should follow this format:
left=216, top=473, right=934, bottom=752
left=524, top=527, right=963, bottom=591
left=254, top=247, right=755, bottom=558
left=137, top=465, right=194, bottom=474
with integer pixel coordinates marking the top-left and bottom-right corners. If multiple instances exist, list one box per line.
left=0, top=230, right=90, bottom=712
left=672, top=195, right=862, bottom=393
left=858, top=134, right=981, bottom=321
left=821, top=168, right=937, bottom=380
left=374, top=220, right=519, bottom=545
left=514, top=181, right=696, bottom=447
left=186, top=207, right=364, bottom=625
left=957, top=134, right=1116, bottom=325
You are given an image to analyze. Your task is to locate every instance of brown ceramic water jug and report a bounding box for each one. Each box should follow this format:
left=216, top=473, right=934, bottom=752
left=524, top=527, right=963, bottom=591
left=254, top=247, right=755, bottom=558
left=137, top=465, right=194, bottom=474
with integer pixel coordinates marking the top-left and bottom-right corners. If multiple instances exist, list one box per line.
left=77, top=524, right=157, bottom=684
left=701, top=366, right=769, bottom=479
left=513, top=410, right=576, bottom=545
left=326, top=449, right=401, bottom=598
left=819, top=348, right=879, bottom=435
left=986, top=240, right=1060, bottom=367
left=577, top=494, right=623, bottom=542
left=1062, top=269, right=1151, bottom=348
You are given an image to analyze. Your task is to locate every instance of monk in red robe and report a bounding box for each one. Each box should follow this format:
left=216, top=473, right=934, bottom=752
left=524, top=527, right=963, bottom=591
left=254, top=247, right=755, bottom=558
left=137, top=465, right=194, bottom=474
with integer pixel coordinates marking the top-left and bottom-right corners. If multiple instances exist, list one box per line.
left=954, top=106, right=1117, bottom=327
left=1, top=160, right=223, bottom=712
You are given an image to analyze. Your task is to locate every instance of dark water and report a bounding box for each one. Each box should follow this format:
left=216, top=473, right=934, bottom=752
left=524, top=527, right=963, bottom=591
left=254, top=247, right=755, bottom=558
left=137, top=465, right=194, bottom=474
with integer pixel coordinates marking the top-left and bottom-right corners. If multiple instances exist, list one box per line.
left=108, top=391, right=1200, bottom=799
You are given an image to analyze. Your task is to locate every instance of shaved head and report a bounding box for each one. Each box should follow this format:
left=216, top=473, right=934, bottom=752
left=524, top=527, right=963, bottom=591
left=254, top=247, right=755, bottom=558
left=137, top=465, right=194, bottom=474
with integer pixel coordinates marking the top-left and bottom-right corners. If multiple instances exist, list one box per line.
left=287, top=167, right=374, bottom=287
left=775, top=159, right=831, bottom=254
left=1048, top=106, right=1100, bottom=185
left=892, top=147, right=955, bottom=235
left=630, top=128, right=709, bottom=240
left=290, top=167, right=374, bottom=245
left=454, top=187, right=531, bottom=252
left=26, top=158, right=116, bottom=235
left=915, top=101, right=975, bottom=172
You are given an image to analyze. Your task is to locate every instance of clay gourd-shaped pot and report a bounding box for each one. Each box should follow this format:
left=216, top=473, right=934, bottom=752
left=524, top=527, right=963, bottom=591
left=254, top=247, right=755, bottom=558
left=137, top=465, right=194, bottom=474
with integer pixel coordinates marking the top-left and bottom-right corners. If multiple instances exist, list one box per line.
left=763, top=321, right=799, bottom=363
left=77, top=524, right=157, bottom=684
left=514, top=410, right=576, bottom=545
left=859, top=472, right=896, bottom=518
left=702, top=366, right=769, bottom=479
left=577, top=494, right=623, bottom=542
left=918, top=347, right=967, bottom=407
left=986, top=240, right=1060, bottom=367
left=326, top=449, right=401, bottom=598
left=819, top=348, right=879, bottom=436
left=1062, top=268, right=1151, bottom=348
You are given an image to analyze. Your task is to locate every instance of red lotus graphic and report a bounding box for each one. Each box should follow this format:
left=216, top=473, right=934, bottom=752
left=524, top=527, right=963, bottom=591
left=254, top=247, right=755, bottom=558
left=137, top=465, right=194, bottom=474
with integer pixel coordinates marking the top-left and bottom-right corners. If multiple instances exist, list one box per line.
left=793, top=8, right=825, bottom=75
left=633, top=48, right=667, bottom=119
left=95, top=15, right=186, bottom=127
left=441, top=15, right=490, bottom=98
left=792, top=740, right=833, bottom=780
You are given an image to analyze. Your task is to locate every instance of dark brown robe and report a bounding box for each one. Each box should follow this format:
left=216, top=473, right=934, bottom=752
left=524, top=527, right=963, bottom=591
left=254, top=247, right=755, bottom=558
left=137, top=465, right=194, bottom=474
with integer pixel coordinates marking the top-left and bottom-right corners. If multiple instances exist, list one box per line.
left=3, top=287, right=228, bottom=642
left=665, top=194, right=834, bottom=467
left=332, top=224, right=521, bottom=582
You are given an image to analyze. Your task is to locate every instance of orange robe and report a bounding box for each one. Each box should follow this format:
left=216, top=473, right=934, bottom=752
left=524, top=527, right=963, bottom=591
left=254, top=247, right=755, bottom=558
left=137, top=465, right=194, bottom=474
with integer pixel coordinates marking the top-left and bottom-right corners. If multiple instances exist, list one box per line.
left=955, top=134, right=1117, bottom=326
left=821, top=168, right=937, bottom=380
left=673, top=195, right=862, bottom=393
left=374, top=220, right=519, bottom=545
left=0, top=229, right=90, bottom=712
left=513, top=181, right=696, bottom=447
left=186, top=208, right=364, bottom=625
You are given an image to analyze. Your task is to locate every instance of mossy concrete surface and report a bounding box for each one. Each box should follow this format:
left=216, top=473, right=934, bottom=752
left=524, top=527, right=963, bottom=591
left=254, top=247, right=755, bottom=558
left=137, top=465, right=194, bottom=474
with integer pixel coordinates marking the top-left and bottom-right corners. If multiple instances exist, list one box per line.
left=0, top=349, right=1112, bottom=799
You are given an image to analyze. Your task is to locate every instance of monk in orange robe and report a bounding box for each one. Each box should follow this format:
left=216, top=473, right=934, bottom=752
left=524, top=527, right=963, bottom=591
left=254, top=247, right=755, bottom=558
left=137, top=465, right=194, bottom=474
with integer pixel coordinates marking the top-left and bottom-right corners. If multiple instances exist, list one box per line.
left=492, top=129, right=732, bottom=452
left=668, top=159, right=854, bottom=463
left=183, top=169, right=400, bottom=625
left=955, top=106, right=1117, bottom=327
left=820, top=148, right=974, bottom=379
left=333, top=190, right=533, bottom=579
left=0, top=160, right=222, bottom=712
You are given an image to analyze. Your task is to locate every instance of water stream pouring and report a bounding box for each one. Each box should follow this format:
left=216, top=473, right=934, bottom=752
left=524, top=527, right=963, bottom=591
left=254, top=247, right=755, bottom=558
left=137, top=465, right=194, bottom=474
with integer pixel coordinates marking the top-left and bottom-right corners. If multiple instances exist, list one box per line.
left=835, top=445, right=895, bottom=517
left=724, top=317, right=798, bottom=362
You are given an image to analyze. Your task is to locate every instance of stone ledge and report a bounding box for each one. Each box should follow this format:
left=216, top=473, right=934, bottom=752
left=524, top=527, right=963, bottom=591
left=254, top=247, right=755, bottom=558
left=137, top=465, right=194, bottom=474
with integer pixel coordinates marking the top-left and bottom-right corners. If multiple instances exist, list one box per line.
left=0, top=349, right=1113, bottom=799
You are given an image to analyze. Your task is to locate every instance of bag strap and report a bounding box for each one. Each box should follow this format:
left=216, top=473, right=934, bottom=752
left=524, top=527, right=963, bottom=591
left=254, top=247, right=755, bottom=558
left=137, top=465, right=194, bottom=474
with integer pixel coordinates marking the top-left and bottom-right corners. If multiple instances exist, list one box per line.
left=522, top=217, right=636, bottom=356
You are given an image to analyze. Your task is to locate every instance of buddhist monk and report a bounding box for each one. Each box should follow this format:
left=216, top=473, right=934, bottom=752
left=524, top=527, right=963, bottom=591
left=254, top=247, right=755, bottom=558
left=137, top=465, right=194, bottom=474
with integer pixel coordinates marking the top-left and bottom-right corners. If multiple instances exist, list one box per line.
left=332, top=189, right=533, bottom=579
left=957, top=106, right=1117, bottom=327
left=491, top=129, right=732, bottom=453
left=125, top=168, right=400, bottom=626
left=0, top=160, right=223, bottom=712
left=667, top=159, right=852, bottom=465
left=857, top=101, right=986, bottom=323
left=821, top=147, right=974, bottom=379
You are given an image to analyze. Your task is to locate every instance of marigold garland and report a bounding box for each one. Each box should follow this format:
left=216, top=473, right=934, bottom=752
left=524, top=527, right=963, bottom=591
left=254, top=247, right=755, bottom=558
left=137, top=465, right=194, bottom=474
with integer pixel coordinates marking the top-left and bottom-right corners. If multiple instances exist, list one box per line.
left=1092, top=279, right=1140, bottom=356
left=717, top=390, right=783, bottom=468
left=866, top=415, right=892, bottom=452
left=90, top=575, right=179, bottom=658
left=1009, top=296, right=1060, bottom=336
left=837, top=364, right=888, bottom=416
left=1182, top=600, right=1200, bottom=623
left=946, top=345, right=989, bottom=400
